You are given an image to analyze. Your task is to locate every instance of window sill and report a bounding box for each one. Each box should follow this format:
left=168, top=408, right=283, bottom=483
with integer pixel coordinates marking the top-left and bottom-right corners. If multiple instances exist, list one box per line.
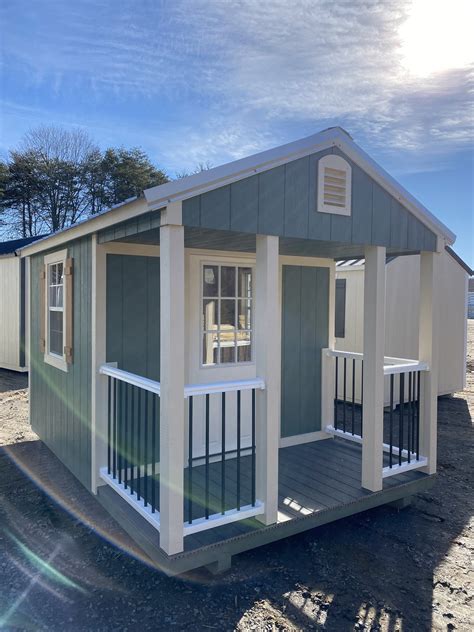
left=44, top=353, right=69, bottom=373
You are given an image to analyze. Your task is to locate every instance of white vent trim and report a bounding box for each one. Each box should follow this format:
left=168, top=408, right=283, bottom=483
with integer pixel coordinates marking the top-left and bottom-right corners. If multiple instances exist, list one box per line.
left=317, top=154, right=352, bottom=216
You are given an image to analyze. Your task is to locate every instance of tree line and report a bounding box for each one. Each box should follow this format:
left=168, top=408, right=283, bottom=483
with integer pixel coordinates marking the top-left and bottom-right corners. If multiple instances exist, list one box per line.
left=0, top=126, right=170, bottom=238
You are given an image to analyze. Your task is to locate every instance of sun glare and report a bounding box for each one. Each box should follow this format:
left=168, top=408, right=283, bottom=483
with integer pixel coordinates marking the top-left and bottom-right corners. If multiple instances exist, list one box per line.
left=399, top=0, right=474, bottom=77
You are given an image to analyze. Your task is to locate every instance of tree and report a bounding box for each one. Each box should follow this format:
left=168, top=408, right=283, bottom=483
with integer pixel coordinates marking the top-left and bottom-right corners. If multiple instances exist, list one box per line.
left=0, top=126, right=169, bottom=238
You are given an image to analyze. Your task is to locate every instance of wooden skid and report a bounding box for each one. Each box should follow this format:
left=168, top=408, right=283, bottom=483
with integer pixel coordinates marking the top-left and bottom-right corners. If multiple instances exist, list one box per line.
left=96, top=438, right=434, bottom=575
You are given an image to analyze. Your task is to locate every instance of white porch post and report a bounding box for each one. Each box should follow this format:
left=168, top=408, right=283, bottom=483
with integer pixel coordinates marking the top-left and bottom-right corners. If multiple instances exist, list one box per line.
left=159, top=202, right=185, bottom=555
left=361, top=245, right=386, bottom=492
left=255, top=235, right=280, bottom=525
left=418, top=251, right=440, bottom=474
left=91, top=235, right=107, bottom=493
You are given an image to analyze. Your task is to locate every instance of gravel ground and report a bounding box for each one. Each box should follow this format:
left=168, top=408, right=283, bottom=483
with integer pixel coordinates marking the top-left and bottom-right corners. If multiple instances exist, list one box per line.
left=0, top=324, right=472, bottom=631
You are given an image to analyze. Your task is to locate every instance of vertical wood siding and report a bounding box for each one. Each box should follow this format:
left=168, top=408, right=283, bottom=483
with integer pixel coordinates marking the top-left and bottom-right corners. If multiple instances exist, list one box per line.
left=183, top=148, right=437, bottom=252
left=30, top=237, right=92, bottom=489
left=281, top=265, right=329, bottom=437
left=0, top=257, right=21, bottom=370
left=106, top=254, right=160, bottom=380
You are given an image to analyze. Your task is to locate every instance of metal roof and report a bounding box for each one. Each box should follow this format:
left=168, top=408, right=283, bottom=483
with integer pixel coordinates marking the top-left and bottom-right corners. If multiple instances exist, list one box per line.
left=0, top=234, right=48, bottom=256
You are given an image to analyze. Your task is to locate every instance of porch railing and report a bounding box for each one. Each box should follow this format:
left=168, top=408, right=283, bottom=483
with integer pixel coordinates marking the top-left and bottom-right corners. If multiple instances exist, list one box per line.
left=98, top=364, right=265, bottom=538
left=323, top=349, right=429, bottom=478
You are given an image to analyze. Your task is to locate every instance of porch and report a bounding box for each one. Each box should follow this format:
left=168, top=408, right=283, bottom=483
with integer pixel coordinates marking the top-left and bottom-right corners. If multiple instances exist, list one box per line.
left=97, top=435, right=433, bottom=575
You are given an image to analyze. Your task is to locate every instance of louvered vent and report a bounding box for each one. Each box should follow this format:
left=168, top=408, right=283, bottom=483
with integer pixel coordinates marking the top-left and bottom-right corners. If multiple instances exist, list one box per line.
left=317, top=155, right=352, bottom=216
left=323, top=166, right=347, bottom=208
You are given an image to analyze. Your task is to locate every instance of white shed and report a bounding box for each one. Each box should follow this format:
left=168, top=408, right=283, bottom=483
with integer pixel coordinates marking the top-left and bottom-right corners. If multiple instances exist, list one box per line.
left=335, top=247, right=472, bottom=400
left=0, top=236, right=45, bottom=372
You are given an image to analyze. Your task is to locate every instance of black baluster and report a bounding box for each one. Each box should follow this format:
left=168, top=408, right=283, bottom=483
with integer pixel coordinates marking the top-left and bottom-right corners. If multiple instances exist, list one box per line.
left=361, top=360, right=364, bottom=438
left=389, top=374, right=394, bottom=468
left=118, top=380, right=123, bottom=484
left=407, top=373, right=412, bottom=463
left=416, top=372, right=421, bottom=460
left=237, top=390, right=241, bottom=511
left=152, top=393, right=156, bottom=513
left=112, top=378, right=117, bottom=479
left=188, top=396, right=193, bottom=524
left=334, top=356, right=339, bottom=430
left=343, top=357, right=347, bottom=432
left=137, top=388, right=141, bottom=501
left=124, top=383, right=129, bottom=489
left=221, top=392, right=226, bottom=515
left=130, top=386, right=135, bottom=495
left=351, top=358, right=355, bottom=435
left=251, top=389, right=256, bottom=507
left=399, top=373, right=405, bottom=466
left=107, top=376, right=111, bottom=475
left=205, top=393, right=210, bottom=519
left=143, top=390, right=149, bottom=507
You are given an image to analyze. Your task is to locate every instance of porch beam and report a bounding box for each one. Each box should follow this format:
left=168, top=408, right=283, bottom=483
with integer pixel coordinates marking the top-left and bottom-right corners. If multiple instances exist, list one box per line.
left=255, top=235, right=280, bottom=525
left=159, top=206, right=185, bottom=555
left=418, top=252, right=440, bottom=474
left=361, top=245, right=386, bottom=492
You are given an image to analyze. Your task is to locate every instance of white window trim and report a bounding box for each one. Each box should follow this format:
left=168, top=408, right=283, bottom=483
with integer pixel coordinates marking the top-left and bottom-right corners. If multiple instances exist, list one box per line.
left=317, top=154, right=352, bottom=216
left=43, top=249, right=68, bottom=372
left=200, top=260, right=255, bottom=370
left=186, top=250, right=257, bottom=385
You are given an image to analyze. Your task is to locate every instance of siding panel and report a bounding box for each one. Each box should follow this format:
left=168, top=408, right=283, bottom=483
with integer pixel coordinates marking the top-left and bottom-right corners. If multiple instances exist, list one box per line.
left=257, top=165, right=285, bottom=235
left=230, top=175, right=258, bottom=233
left=372, top=184, right=392, bottom=245
left=30, top=236, right=92, bottom=489
left=284, top=157, right=309, bottom=238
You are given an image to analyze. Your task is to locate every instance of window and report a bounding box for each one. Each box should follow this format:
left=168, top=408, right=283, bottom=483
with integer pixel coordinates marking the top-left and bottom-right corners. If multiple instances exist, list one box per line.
left=317, top=154, right=352, bottom=216
left=43, top=249, right=70, bottom=371
left=202, top=264, right=253, bottom=366
left=335, top=278, right=346, bottom=338
left=48, top=261, right=64, bottom=356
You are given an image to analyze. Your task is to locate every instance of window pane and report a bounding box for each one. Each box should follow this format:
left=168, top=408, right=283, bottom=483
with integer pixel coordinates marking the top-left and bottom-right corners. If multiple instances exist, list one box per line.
left=50, top=263, right=63, bottom=286
left=49, top=310, right=63, bottom=356
left=202, top=299, right=218, bottom=331
left=221, top=266, right=236, bottom=297
left=220, top=299, right=235, bottom=328
left=237, top=299, right=252, bottom=330
left=203, top=265, right=218, bottom=297
left=237, top=331, right=251, bottom=362
left=220, top=334, right=236, bottom=364
left=238, top=267, right=252, bottom=297
left=202, top=332, right=218, bottom=365
left=49, top=285, right=63, bottom=308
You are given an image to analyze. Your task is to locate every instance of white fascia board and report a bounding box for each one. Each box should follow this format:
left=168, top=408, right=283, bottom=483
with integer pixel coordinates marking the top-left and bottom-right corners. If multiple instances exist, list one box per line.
left=18, top=196, right=146, bottom=257
left=334, top=136, right=456, bottom=245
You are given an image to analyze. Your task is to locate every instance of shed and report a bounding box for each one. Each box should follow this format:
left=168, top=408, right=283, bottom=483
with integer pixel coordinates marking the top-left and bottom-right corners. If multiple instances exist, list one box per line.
left=334, top=247, right=472, bottom=403
left=0, top=235, right=46, bottom=372
left=19, top=128, right=462, bottom=574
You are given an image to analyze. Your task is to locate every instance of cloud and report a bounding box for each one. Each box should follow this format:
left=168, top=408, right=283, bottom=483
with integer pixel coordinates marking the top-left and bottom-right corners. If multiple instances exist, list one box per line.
left=1, top=0, right=472, bottom=172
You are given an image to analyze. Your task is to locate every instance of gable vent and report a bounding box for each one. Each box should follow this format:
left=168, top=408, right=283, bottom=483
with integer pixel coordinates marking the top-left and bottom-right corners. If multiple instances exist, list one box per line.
left=317, top=154, right=352, bottom=216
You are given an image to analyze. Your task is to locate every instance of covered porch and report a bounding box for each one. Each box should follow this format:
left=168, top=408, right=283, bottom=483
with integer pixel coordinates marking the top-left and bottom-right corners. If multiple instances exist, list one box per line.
left=88, top=205, right=439, bottom=568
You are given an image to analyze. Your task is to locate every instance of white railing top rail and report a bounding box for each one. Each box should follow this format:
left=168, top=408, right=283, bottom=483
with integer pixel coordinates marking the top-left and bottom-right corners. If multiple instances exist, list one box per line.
left=99, top=364, right=161, bottom=396
left=99, top=364, right=265, bottom=399
left=324, top=348, right=429, bottom=374
left=184, top=377, right=265, bottom=398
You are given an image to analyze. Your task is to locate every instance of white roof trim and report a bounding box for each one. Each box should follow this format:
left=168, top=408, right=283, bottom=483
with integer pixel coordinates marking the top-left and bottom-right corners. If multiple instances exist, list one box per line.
left=20, top=126, right=456, bottom=256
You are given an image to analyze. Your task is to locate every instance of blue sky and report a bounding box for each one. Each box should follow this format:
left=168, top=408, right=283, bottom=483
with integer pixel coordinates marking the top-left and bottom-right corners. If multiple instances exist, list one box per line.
left=1, top=0, right=473, bottom=265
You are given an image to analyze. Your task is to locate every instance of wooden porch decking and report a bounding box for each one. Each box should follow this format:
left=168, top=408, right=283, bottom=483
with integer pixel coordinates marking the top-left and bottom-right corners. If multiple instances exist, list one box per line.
left=97, top=437, right=434, bottom=575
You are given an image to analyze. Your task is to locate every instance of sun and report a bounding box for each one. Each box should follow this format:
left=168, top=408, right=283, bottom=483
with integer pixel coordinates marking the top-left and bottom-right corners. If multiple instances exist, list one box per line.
left=398, top=0, right=474, bottom=77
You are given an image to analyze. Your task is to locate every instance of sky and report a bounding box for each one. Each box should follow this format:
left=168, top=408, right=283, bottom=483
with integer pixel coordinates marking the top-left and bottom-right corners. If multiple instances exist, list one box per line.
left=1, top=0, right=473, bottom=266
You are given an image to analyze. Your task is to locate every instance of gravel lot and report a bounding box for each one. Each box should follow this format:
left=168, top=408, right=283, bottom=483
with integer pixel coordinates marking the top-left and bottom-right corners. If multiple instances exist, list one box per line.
left=0, top=323, right=472, bottom=631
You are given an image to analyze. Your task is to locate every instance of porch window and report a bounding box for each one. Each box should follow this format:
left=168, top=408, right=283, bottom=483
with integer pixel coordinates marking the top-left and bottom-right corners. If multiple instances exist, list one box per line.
left=202, top=264, right=253, bottom=366
left=335, top=278, right=346, bottom=338
left=48, top=261, right=64, bottom=356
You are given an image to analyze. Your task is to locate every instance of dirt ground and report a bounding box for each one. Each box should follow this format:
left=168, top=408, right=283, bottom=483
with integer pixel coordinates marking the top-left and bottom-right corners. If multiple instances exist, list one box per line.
left=0, top=325, right=472, bottom=631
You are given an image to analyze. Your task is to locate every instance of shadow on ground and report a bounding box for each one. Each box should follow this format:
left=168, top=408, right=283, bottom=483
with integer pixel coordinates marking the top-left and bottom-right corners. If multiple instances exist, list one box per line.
left=0, top=395, right=472, bottom=630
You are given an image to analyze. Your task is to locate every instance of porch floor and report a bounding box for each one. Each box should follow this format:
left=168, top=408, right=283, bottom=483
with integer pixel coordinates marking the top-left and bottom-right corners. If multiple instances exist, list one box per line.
left=97, top=437, right=434, bottom=575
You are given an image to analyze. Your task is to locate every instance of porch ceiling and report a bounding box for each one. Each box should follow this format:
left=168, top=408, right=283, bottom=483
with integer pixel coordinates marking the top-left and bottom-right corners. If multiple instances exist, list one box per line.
left=113, top=226, right=421, bottom=260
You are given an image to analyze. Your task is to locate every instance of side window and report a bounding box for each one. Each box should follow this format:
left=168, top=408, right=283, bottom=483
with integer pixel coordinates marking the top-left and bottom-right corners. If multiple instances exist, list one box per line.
left=202, top=264, right=253, bottom=366
left=335, top=278, right=346, bottom=338
left=42, top=249, right=71, bottom=371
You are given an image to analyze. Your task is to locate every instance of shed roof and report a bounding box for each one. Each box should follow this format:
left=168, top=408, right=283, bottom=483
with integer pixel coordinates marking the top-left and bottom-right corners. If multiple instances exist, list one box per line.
left=0, top=234, right=48, bottom=256
left=19, top=127, right=456, bottom=257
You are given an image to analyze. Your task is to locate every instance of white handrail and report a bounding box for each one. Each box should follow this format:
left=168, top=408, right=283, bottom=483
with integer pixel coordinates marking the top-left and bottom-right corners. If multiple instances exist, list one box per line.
left=383, top=361, right=429, bottom=375
left=184, top=377, right=265, bottom=398
left=325, top=349, right=429, bottom=374
left=99, top=364, right=161, bottom=396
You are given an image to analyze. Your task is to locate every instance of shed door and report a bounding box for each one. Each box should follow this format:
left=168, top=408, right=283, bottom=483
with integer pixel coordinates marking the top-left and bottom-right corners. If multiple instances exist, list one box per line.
left=281, top=265, right=329, bottom=438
